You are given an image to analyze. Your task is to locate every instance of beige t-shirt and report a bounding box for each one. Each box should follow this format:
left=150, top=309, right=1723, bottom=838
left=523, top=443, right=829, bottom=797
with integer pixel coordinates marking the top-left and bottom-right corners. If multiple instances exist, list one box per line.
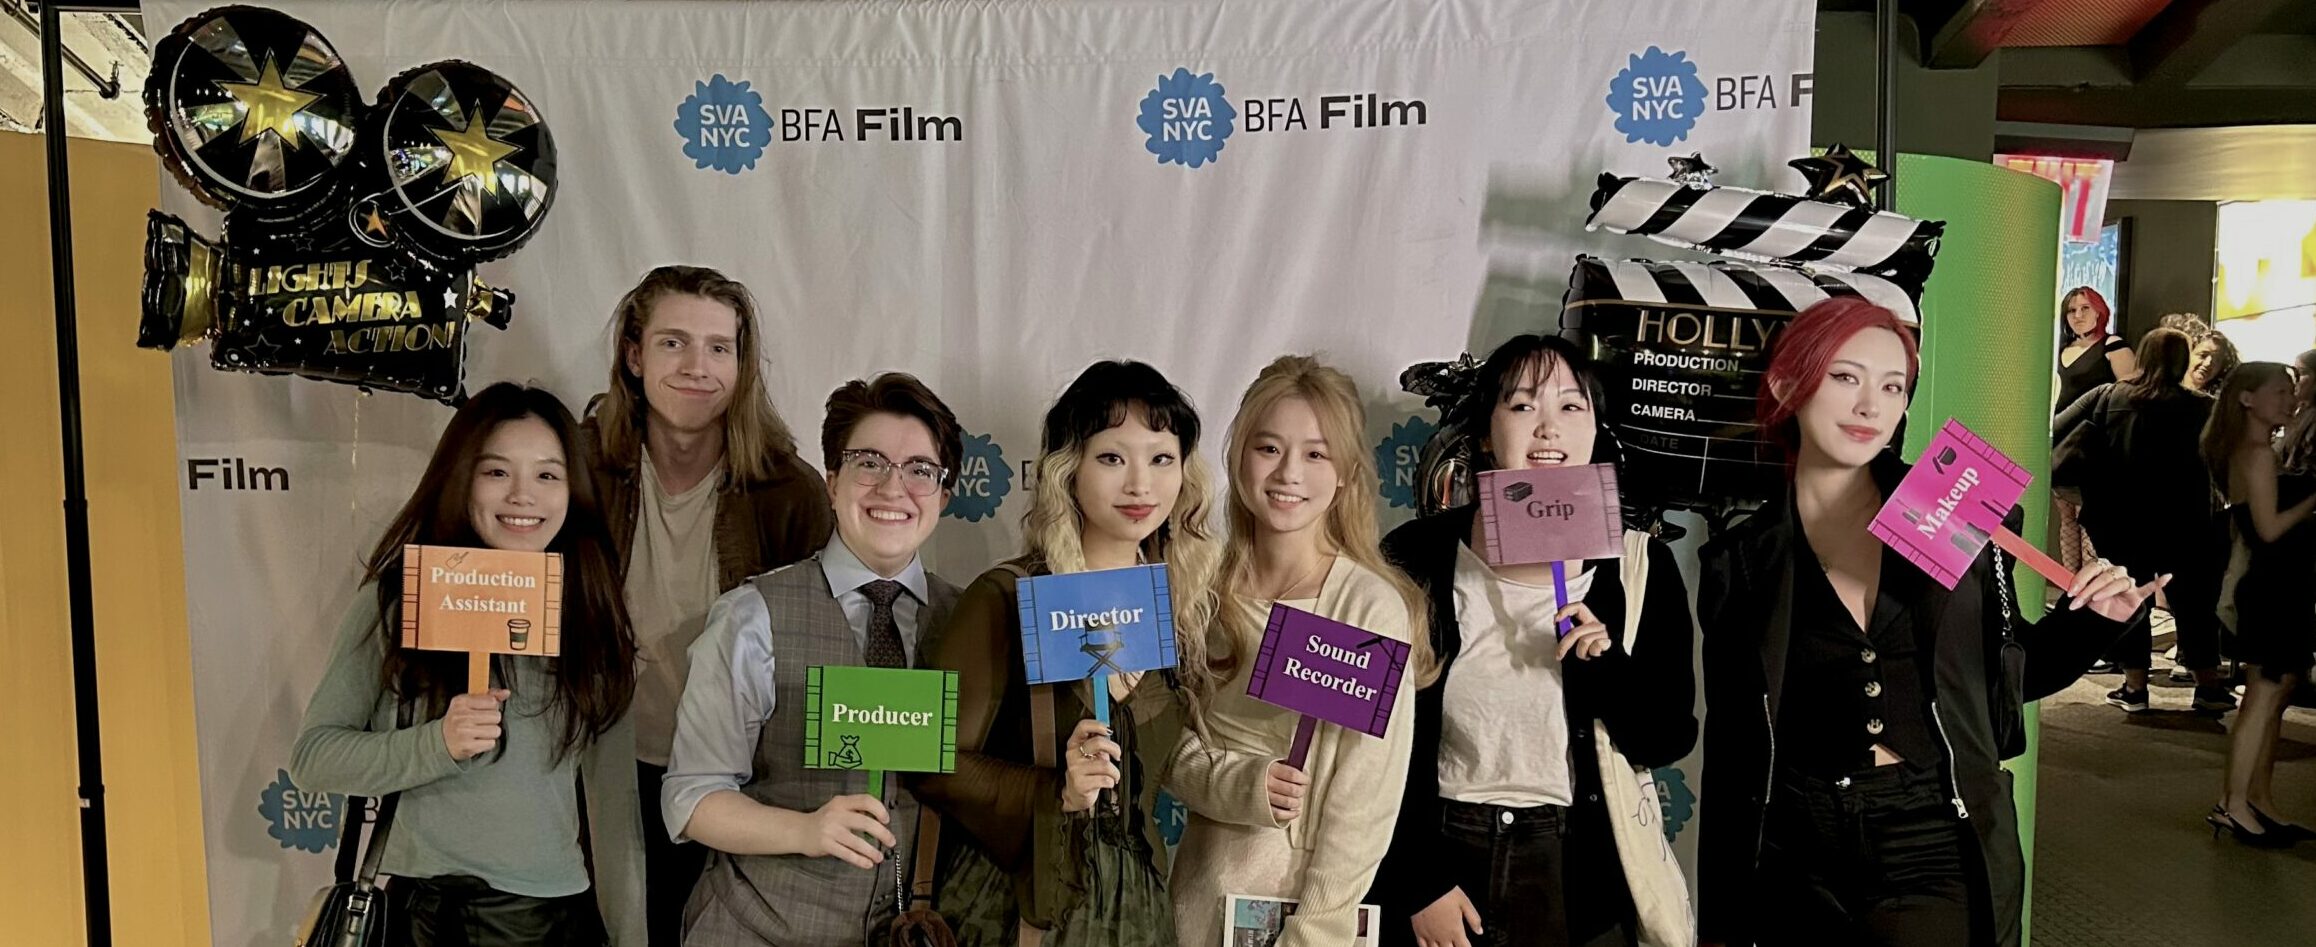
left=1437, top=542, right=1592, bottom=807
left=628, top=451, right=722, bottom=767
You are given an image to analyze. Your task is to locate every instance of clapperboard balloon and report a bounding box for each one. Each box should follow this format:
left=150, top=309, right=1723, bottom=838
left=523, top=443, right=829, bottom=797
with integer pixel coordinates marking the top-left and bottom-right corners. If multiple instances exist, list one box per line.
left=1561, top=149, right=1943, bottom=519
left=1585, top=173, right=1943, bottom=287
left=1560, top=254, right=1922, bottom=515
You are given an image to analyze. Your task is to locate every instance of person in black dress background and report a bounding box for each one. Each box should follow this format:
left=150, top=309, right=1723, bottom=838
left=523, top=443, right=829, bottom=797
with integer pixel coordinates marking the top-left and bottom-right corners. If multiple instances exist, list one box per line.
left=2201, top=362, right=2316, bottom=847
left=2051, top=288, right=2136, bottom=577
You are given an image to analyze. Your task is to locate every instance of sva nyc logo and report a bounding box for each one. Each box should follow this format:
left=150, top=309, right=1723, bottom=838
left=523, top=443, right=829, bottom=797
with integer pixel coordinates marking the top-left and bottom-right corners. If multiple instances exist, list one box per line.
left=1140, top=66, right=1429, bottom=169
left=677, top=73, right=965, bottom=174
left=1605, top=47, right=1813, bottom=147
left=942, top=432, right=1014, bottom=522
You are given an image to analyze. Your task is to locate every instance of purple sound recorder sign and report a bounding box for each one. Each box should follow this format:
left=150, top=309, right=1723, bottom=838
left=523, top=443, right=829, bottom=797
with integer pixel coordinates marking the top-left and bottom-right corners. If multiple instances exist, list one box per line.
left=1868, top=419, right=2031, bottom=590
left=1246, top=605, right=1410, bottom=738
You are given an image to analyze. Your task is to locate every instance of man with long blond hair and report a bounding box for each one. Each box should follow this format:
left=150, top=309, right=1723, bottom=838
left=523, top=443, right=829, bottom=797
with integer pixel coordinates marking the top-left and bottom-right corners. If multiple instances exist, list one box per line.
left=583, top=264, right=834, bottom=945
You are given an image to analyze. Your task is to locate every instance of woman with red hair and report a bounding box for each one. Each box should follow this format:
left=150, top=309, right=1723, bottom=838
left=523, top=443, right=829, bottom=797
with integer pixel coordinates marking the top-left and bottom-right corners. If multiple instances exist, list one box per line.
left=1696, top=297, right=2163, bottom=947
left=2053, top=287, right=2137, bottom=417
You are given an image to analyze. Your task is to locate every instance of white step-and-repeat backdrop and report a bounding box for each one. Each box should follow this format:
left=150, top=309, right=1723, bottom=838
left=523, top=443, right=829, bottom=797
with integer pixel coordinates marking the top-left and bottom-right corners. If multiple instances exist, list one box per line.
left=146, top=1, right=1814, bottom=941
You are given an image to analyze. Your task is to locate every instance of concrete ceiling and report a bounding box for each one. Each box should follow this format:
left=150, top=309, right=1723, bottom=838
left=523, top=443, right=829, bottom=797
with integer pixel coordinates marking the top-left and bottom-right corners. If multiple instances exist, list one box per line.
left=0, top=4, right=147, bottom=142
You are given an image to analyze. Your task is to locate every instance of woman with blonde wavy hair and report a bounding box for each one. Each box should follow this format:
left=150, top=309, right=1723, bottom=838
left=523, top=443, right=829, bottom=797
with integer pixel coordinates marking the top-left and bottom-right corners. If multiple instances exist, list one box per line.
left=1167, top=355, right=1435, bottom=947
left=911, top=360, right=1220, bottom=947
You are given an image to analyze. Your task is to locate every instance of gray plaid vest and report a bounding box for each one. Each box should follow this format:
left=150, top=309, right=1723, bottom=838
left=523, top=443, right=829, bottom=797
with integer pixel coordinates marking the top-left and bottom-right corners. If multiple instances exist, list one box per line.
left=683, top=557, right=960, bottom=947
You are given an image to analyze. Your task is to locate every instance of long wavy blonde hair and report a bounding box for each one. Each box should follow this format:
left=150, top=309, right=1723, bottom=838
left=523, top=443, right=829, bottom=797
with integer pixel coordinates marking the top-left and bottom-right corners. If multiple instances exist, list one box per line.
left=594, top=265, right=803, bottom=483
left=1018, top=361, right=1224, bottom=727
left=1203, top=357, right=1436, bottom=733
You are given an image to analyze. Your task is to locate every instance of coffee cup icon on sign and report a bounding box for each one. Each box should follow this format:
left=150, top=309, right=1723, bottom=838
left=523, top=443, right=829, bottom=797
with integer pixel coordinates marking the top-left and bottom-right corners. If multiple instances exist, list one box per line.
left=508, top=619, right=531, bottom=651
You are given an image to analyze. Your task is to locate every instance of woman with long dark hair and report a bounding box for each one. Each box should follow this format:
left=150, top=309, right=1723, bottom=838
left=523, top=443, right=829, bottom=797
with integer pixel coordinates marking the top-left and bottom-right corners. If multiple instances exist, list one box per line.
left=1370, top=334, right=1698, bottom=947
left=291, top=382, right=642, bottom=944
left=2201, top=362, right=2316, bottom=846
left=2054, top=328, right=2232, bottom=713
left=910, top=360, right=1222, bottom=946
left=1698, top=299, right=2161, bottom=947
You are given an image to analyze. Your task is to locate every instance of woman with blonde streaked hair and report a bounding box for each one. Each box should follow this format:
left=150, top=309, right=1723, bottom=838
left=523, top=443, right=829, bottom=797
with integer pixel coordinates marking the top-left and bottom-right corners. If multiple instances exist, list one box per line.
left=910, top=360, right=1221, bottom=946
left=1167, top=355, right=1435, bottom=947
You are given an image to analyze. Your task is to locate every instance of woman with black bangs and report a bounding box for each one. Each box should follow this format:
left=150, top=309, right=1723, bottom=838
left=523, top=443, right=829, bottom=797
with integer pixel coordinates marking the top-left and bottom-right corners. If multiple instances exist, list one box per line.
left=1370, top=334, right=1698, bottom=947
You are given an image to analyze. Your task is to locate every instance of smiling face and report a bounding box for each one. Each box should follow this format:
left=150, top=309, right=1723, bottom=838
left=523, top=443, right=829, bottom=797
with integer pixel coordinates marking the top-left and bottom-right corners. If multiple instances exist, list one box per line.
left=467, top=415, right=569, bottom=552
left=827, top=412, right=946, bottom=577
left=1792, top=326, right=1912, bottom=469
left=625, top=293, right=739, bottom=436
left=1072, top=409, right=1183, bottom=552
left=1236, top=395, right=1340, bottom=539
left=1484, top=357, right=1598, bottom=472
left=2190, top=338, right=2224, bottom=391
left=2064, top=293, right=2101, bottom=339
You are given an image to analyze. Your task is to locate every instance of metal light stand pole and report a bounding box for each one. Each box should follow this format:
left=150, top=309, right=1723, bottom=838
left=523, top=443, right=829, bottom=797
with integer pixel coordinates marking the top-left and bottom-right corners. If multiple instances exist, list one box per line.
left=34, top=0, right=112, bottom=942
left=1875, top=0, right=1899, bottom=211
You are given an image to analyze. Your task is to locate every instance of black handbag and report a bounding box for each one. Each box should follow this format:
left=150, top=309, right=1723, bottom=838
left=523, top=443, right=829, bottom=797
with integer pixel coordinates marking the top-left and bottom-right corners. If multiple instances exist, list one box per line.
left=1988, top=546, right=2030, bottom=761
left=293, top=703, right=410, bottom=947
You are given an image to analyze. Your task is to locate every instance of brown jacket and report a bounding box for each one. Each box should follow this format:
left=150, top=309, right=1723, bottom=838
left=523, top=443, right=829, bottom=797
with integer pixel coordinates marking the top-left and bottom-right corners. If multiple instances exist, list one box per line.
left=579, top=408, right=835, bottom=593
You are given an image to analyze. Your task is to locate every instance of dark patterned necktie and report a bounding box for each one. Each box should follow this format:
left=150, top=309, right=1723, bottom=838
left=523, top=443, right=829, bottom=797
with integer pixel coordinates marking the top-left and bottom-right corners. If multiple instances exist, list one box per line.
left=859, top=579, right=909, bottom=668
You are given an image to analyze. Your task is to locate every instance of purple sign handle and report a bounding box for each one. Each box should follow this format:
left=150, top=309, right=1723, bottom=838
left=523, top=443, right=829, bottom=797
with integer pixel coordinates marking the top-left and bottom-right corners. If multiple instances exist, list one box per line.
left=1284, top=715, right=1319, bottom=770
left=1551, top=561, right=1574, bottom=638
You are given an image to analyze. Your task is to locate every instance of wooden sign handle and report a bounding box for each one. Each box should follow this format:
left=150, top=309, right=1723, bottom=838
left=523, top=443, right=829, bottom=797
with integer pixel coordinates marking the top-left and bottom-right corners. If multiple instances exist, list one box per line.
left=1551, top=561, right=1575, bottom=638
left=469, top=651, right=491, bottom=695
left=1285, top=714, right=1319, bottom=770
left=1990, top=527, right=2075, bottom=588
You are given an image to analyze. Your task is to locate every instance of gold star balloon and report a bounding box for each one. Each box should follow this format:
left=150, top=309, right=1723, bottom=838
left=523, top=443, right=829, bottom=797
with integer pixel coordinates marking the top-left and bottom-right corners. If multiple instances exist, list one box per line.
left=146, top=7, right=360, bottom=208
left=217, top=56, right=321, bottom=149
left=429, top=108, right=522, bottom=194
left=1789, top=143, right=1888, bottom=210
left=376, top=61, right=558, bottom=267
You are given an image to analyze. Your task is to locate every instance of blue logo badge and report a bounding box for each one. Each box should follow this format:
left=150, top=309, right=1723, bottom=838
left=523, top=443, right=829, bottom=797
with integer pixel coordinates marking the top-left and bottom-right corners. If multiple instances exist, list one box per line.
left=1375, top=415, right=1436, bottom=510
left=943, top=432, right=1013, bottom=522
left=675, top=75, right=773, bottom=174
left=257, top=768, right=344, bottom=853
left=1606, top=47, right=1705, bottom=146
left=1138, top=68, right=1236, bottom=168
left=1654, top=766, right=1696, bottom=843
left=1155, top=789, right=1189, bottom=846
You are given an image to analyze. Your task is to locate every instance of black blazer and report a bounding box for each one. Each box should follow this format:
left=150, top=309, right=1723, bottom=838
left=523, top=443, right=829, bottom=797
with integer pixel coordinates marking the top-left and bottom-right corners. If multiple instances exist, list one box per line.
left=1695, top=454, right=2143, bottom=947
left=1368, top=506, right=1699, bottom=942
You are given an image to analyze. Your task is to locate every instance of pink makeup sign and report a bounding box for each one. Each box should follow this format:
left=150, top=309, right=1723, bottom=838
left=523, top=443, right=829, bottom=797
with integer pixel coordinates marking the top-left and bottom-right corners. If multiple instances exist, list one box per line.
left=1868, top=419, right=2073, bottom=589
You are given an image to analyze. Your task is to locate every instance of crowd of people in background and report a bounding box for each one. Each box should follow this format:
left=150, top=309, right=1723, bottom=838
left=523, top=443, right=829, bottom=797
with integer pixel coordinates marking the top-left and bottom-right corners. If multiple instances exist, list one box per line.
left=283, top=266, right=2172, bottom=947
left=2050, top=287, right=2316, bottom=851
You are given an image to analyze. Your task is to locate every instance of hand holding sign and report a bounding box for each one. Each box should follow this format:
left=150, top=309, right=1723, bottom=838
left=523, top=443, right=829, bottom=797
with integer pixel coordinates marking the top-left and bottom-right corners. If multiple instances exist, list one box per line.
left=400, top=545, right=563, bottom=693
left=1477, top=464, right=1624, bottom=637
left=1871, top=420, right=2167, bottom=620
left=1247, top=605, right=1412, bottom=773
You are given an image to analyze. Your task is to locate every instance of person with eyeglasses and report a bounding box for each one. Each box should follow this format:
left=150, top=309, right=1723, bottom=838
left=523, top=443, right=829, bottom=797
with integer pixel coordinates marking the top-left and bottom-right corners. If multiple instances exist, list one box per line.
left=582, top=266, right=836, bottom=943
left=662, top=373, right=969, bottom=946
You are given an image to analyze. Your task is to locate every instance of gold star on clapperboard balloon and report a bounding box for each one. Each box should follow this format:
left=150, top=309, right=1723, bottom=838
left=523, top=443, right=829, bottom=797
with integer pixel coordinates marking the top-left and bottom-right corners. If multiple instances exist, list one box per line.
left=429, top=108, right=520, bottom=195
left=361, top=205, right=390, bottom=238
left=1788, top=144, right=1888, bottom=209
left=218, top=56, right=321, bottom=148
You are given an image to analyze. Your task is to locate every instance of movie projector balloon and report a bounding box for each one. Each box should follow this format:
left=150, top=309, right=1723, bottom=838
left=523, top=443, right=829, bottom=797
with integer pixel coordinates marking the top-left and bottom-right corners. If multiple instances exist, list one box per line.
left=1561, top=146, right=1942, bottom=518
left=136, top=5, right=557, bottom=403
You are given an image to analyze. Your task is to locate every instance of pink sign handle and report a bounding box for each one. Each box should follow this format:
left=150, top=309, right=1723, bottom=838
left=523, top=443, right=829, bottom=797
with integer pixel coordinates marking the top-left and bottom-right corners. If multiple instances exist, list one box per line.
left=1551, top=561, right=1575, bottom=638
left=1991, top=526, right=2075, bottom=588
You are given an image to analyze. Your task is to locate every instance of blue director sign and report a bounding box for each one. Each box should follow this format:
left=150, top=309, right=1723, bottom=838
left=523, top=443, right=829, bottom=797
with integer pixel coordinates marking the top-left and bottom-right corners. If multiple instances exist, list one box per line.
left=1015, top=564, right=1178, bottom=685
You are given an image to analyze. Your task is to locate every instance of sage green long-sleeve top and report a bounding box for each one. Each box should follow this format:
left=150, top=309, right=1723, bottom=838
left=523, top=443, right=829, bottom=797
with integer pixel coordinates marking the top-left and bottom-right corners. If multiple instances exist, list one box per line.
left=289, top=594, right=645, bottom=945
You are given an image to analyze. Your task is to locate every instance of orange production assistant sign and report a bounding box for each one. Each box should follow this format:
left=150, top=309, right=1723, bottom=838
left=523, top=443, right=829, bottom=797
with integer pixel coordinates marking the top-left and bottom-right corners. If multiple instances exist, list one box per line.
left=399, top=545, right=563, bottom=691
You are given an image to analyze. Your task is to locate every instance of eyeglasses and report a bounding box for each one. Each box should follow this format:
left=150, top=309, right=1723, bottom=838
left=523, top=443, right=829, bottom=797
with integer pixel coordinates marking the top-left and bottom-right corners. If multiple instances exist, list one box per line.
left=839, top=450, right=949, bottom=497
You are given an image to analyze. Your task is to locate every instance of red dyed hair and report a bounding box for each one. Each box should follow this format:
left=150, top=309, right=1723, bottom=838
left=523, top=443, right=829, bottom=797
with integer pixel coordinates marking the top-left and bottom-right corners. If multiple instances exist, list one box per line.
left=1756, top=297, right=1921, bottom=461
left=2061, top=286, right=2110, bottom=340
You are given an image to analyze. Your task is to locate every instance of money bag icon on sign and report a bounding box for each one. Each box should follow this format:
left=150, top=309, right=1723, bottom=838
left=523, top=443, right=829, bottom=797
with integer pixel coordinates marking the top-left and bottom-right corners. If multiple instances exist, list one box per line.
left=831, top=734, right=864, bottom=769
